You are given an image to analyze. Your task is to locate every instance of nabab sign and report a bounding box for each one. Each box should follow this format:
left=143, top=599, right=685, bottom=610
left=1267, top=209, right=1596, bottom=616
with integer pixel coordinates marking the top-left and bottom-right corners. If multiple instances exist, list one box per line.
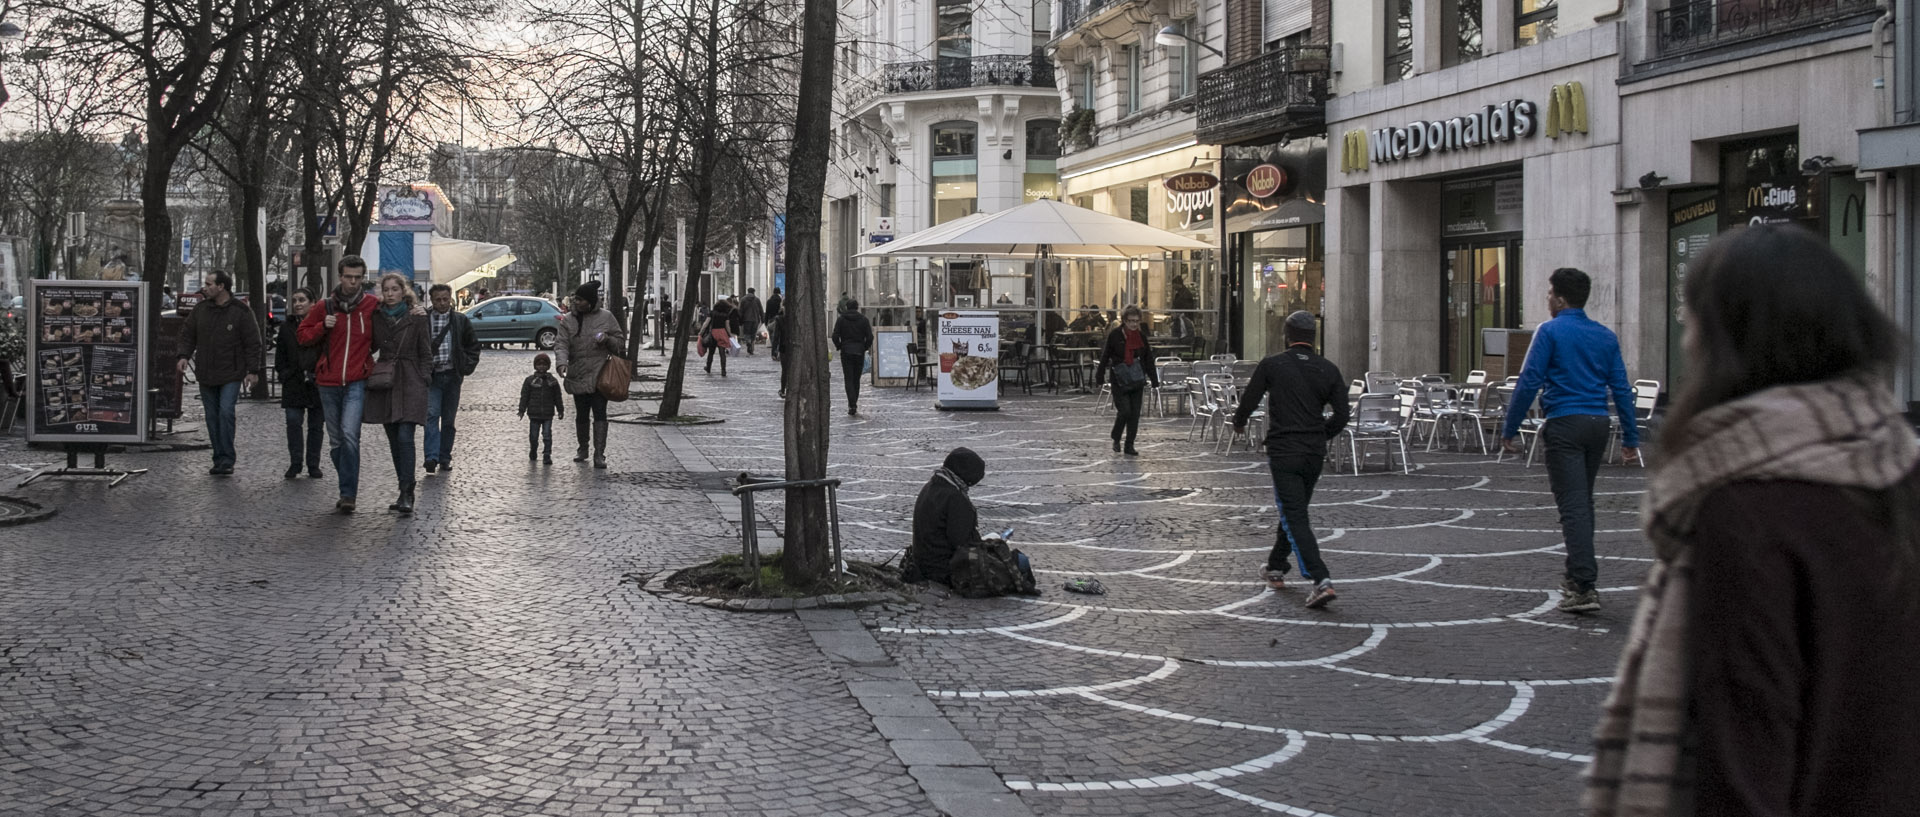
left=1162, top=171, right=1218, bottom=230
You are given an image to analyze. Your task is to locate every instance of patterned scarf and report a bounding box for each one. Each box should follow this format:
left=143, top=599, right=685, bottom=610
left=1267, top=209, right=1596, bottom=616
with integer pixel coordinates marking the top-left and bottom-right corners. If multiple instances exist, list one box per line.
left=935, top=466, right=971, bottom=496
left=1585, top=372, right=1919, bottom=816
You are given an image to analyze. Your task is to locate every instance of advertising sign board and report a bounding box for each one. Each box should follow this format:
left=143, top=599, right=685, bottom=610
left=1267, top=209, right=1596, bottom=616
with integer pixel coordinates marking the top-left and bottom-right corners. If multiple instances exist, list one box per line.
left=25, top=279, right=148, bottom=443
left=873, top=328, right=912, bottom=382
left=935, top=311, right=999, bottom=410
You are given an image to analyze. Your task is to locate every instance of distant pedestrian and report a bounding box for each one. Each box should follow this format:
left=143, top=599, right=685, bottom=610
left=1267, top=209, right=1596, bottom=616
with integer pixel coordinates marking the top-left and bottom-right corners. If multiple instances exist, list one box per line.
left=518, top=353, right=565, bottom=464
left=1233, top=311, right=1349, bottom=609
left=831, top=299, right=873, bottom=415
left=701, top=298, right=736, bottom=376
left=298, top=256, right=380, bottom=513
left=422, top=283, right=482, bottom=474
left=738, top=288, right=765, bottom=354
left=1093, top=306, right=1159, bottom=456
left=274, top=287, right=324, bottom=480
left=1586, top=224, right=1920, bottom=817
left=554, top=280, right=626, bottom=468
left=764, top=287, right=784, bottom=361
left=175, top=270, right=263, bottom=476
left=1500, top=267, right=1640, bottom=614
left=364, top=273, right=431, bottom=516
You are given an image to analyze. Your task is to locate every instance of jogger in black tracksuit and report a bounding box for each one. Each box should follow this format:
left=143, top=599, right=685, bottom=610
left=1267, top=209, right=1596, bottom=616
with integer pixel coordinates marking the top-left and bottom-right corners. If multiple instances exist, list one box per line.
left=1233, top=311, right=1350, bottom=609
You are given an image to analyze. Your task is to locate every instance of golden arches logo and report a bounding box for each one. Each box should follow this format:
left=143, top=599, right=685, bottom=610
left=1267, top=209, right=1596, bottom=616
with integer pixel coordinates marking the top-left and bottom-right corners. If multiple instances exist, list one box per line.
left=1544, top=81, right=1588, bottom=140
left=1340, top=130, right=1369, bottom=173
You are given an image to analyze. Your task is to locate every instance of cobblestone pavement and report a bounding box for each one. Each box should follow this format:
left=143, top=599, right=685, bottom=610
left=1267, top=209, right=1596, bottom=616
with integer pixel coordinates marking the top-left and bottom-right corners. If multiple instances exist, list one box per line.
left=675, top=349, right=1649, bottom=817
left=0, top=343, right=1649, bottom=816
left=0, top=348, right=929, bottom=816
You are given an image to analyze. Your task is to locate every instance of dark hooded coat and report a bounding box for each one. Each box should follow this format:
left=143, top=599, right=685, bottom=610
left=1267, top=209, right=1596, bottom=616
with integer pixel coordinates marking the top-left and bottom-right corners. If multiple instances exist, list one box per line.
left=906, top=448, right=987, bottom=585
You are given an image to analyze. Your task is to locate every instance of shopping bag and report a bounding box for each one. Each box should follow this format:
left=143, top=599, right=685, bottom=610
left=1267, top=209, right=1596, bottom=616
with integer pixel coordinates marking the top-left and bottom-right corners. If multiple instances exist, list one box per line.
left=730, top=336, right=743, bottom=352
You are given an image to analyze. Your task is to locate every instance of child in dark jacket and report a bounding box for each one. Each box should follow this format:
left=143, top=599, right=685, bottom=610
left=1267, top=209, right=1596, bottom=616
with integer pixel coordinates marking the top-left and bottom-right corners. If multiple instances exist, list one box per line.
left=519, top=353, right=565, bottom=464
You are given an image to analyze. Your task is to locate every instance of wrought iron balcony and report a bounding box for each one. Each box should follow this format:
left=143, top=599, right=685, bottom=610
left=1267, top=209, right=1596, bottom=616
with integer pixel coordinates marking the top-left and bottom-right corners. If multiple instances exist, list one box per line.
left=880, top=54, right=1056, bottom=94
left=1195, top=46, right=1331, bottom=147
left=1652, top=0, right=1877, bottom=59
left=1057, top=0, right=1128, bottom=32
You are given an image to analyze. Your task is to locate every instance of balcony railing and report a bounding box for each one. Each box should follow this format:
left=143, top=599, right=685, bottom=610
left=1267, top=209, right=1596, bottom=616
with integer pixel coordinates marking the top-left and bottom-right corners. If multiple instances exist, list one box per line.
left=1195, top=46, right=1331, bottom=146
left=1652, top=0, right=1878, bottom=58
left=1057, top=0, right=1128, bottom=32
left=880, top=53, right=1057, bottom=94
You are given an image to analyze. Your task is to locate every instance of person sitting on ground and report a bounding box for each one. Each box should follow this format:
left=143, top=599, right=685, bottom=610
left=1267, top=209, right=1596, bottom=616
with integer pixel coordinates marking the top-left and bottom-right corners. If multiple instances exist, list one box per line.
left=904, top=447, right=1037, bottom=597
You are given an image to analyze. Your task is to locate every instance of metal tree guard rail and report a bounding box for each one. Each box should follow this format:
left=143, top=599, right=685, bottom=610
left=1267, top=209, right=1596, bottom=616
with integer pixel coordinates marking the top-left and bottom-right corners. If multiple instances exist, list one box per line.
left=731, top=474, right=845, bottom=586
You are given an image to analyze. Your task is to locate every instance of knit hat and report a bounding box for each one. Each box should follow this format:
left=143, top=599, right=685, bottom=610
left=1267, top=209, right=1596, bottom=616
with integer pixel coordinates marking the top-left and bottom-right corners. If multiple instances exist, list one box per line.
left=1284, top=311, right=1317, bottom=345
left=943, top=447, right=986, bottom=486
left=572, top=280, right=603, bottom=307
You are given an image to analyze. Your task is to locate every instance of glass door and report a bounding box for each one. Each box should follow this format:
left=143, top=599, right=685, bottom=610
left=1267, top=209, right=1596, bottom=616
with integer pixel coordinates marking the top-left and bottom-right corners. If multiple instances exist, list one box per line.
left=1441, top=238, right=1521, bottom=380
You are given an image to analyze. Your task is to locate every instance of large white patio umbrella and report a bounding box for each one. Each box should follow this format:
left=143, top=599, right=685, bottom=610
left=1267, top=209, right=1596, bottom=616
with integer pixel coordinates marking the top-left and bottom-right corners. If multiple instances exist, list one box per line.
left=856, top=198, right=1211, bottom=259
left=857, top=198, right=1212, bottom=337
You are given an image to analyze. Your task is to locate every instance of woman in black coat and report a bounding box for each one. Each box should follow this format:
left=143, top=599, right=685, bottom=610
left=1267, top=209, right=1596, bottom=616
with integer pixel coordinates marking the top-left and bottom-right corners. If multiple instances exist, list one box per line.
left=1093, top=306, right=1159, bottom=456
left=701, top=299, right=737, bottom=376
left=275, top=287, right=324, bottom=480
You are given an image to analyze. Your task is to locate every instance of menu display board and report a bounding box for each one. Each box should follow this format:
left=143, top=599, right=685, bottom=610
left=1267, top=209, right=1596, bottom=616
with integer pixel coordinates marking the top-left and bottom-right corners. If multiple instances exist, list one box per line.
left=872, top=328, right=912, bottom=382
left=26, top=280, right=148, bottom=443
left=936, top=311, right=999, bottom=410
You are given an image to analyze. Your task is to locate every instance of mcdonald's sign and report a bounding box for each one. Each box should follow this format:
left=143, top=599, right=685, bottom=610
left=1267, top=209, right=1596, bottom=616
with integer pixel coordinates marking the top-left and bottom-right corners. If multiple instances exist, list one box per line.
left=1341, top=130, right=1369, bottom=173
left=1544, top=81, right=1588, bottom=140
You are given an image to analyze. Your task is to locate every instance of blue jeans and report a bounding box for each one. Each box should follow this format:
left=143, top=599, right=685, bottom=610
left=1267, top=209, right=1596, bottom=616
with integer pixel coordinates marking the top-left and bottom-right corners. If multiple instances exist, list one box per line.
left=198, top=381, right=241, bottom=468
left=528, top=418, right=552, bottom=454
left=384, top=422, right=417, bottom=485
left=318, top=382, right=366, bottom=499
left=284, top=406, right=324, bottom=469
left=424, top=370, right=463, bottom=464
left=1543, top=415, right=1612, bottom=593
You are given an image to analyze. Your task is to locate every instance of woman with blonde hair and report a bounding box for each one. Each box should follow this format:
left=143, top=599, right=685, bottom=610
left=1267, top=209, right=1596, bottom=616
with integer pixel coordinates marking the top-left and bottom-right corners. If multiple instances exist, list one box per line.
left=362, top=272, right=431, bottom=515
left=1587, top=224, right=1920, bottom=816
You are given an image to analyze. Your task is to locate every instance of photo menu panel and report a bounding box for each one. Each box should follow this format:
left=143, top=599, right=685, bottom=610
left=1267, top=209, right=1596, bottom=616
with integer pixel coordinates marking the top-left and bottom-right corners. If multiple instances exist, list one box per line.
left=28, top=283, right=144, bottom=440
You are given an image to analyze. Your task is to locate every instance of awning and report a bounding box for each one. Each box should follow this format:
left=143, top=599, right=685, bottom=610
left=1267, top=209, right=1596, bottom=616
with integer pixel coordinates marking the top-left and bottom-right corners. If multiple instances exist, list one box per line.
left=429, top=235, right=515, bottom=292
left=1223, top=197, right=1325, bottom=234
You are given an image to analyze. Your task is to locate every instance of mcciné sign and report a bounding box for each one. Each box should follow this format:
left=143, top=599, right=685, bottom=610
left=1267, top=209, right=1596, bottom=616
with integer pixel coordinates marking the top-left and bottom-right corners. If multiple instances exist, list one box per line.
left=1370, top=100, right=1539, bottom=164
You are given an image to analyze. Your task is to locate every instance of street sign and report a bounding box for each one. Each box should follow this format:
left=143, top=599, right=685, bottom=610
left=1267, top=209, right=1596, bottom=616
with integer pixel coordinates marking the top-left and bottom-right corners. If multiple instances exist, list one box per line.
left=870, top=216, right=895, bottom=245
left=67, top=212, right=86, bottom=244
left=180, top=236, right=192, bottom=265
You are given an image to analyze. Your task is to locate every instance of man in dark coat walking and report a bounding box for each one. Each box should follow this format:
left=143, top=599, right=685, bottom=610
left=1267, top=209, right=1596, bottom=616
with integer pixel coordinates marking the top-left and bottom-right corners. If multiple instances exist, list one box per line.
left=831, top=299, right=874, bottom=415
left=764, top=288, right=783, bottom=361
left=423, top=283, right=482, bottom=473
left=738, top=288, right=765, bottom=355
left=176, top=270, right=263, bottom=476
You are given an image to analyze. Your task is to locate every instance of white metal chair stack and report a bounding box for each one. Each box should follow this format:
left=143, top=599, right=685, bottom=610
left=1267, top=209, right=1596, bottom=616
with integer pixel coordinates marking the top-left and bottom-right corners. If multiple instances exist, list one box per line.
left=1363, top=370, right=1401, bottom=396
left=1153, top=361, right=1191, bottom=416
left=1335, top=392, right=1412, bottom=474
left=1216, top=381, right=1264, bottom=453
left=1186, top=375, right=1227, bottom=440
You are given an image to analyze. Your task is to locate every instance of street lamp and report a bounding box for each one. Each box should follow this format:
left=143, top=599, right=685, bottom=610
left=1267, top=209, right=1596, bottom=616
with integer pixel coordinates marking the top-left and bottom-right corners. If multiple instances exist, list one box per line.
left=1155, top=24, right=1224, bottom=58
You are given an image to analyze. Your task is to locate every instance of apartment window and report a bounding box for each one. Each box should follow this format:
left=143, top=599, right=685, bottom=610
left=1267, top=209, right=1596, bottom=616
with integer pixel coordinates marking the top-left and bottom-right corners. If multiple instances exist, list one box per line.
left=936, top=0, right=971, bottom=61
left=1170, top=17, right=1198, bottom=100
left=1261, top=0, right=1310, bottom=48
left=879, top=183, right=896, bottom=218
left=1033, top=0, right=1052, bottom=50
left=1024, top=120, right=1061, bottom=202
left=1443, top=0, right=1483, bottom=67
left=1384, top=0, right=1413, bottom=83
left=931, top=122, right=978, bottom=226
left=1517, top=0, right=1558, bottom=46
left=1123, top=44, right=1142, bottom=115
left=1078, top=62, right=1096, bottom=108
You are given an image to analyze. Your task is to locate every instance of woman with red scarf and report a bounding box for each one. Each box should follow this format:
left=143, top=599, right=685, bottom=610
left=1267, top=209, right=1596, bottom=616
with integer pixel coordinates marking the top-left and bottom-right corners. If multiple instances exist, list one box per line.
left=1094, top=306, right=1160, bottom=456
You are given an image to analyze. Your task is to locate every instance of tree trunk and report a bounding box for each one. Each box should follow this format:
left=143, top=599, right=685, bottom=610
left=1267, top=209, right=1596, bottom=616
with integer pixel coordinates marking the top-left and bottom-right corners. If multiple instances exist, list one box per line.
left=141, top=142, right=179, bottom=373
left=780, top=0, right=840, bottom=588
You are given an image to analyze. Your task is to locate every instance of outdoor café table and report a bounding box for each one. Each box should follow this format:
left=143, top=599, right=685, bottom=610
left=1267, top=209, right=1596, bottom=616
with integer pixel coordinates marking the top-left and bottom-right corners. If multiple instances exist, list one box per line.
left=1055, top=346, right=1101, bottom=394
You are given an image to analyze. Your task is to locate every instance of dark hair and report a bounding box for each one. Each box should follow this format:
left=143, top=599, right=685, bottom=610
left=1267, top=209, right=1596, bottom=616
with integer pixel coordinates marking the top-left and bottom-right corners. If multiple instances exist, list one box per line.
left=1548, top=267, right=1590, bottom=308
left=1662, top=224, right=1903, bottom=455
left=846, top=299, right=860, bottom=311
left=1120, top=306, right=1143, bottom=321
left=747, top=288, right=756, bottom=294
left=339, top=255, right=367, bottom=272
left=292, top=287, right=317, bottom=302
left=534, top=353, right=551, bottom=368
left=428, top=283, right=452, bottom=297
left=207, top=270, right=233, bottom=291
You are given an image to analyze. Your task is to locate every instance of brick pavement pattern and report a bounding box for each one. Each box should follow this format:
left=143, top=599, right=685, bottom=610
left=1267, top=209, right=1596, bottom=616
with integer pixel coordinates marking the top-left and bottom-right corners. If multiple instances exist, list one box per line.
left=674, top=351, right=1649, bottom=817
left=1, top=345, right=1650, bottom=816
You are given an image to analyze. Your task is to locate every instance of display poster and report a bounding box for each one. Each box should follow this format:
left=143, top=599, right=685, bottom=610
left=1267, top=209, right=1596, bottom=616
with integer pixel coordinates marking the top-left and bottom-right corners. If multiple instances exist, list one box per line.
left=1667, top=189, right=1717, bottom=391
left=936, top=311, right=999, bottom=410
left=26, top=279, right=148, bottom=443
left=872, top=328, right=912, bottom=382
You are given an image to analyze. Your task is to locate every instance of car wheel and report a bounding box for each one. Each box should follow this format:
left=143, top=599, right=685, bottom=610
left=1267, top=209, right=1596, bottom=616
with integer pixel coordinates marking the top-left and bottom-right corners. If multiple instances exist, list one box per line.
left=536, top=327, right=557, bottom=350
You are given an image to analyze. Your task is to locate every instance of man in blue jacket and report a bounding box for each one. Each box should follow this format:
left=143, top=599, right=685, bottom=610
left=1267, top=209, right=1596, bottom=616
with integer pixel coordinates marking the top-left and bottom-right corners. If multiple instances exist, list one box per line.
left=1502, top=267, right=1641, bottom=614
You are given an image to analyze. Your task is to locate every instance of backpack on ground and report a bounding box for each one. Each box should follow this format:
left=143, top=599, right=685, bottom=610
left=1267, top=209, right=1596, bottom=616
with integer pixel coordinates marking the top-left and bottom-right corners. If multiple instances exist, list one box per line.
left=949, top=538, right=1037, bottom=598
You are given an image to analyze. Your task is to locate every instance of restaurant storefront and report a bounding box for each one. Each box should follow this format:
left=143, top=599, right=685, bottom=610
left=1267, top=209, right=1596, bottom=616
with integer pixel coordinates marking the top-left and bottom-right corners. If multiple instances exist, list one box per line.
left=1220, top=138, right=1327, bottom=360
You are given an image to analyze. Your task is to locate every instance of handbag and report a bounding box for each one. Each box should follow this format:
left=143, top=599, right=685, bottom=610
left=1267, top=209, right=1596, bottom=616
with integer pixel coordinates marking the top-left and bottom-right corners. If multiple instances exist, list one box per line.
left=366, top=360, right=395, bottom=391
left=596, top=352, right=633, bottom=401
left=1112, top=360, right=1147, bottom=392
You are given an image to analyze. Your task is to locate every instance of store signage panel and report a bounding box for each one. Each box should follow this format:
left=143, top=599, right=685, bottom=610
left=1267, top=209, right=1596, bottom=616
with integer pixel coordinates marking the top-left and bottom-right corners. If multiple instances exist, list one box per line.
left=1370, top=100, right=1539, bottom=165
left=1440, top=178, right=1525, bottom=238
left=936, top=311, right=999, bottom=410
left=25, top=279, right=149, bottom=444
left=1245, top=165, right=1286, bottom=198
left=873, top=328, right=912, bottom=380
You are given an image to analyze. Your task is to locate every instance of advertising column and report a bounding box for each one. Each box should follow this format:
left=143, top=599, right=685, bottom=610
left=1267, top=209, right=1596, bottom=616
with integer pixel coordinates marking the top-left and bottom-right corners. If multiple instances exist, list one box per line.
left=935, top=310, right=999, bottom=410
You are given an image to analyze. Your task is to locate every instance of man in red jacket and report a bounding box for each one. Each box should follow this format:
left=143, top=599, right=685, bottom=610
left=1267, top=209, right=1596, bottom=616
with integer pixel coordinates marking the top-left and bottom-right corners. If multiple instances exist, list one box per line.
left=297, top=257, right=378, bottom=513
